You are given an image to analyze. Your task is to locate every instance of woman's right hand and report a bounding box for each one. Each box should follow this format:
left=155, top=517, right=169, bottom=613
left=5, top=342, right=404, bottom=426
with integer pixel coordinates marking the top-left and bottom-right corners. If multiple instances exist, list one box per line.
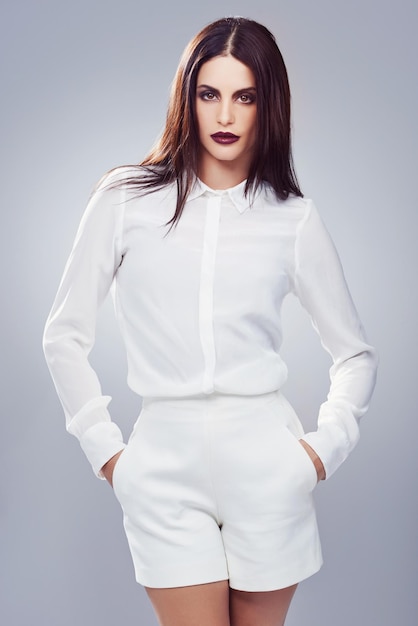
left=101, top=450, right=124, bottom=487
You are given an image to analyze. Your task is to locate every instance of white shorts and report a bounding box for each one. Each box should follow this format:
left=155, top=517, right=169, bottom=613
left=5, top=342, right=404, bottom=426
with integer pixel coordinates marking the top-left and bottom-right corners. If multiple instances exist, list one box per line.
left=112, top=391, right=323, bottom=591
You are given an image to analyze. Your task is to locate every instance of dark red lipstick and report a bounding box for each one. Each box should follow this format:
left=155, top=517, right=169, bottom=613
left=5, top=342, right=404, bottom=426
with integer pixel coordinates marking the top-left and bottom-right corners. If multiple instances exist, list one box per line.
left=211, top=132, right=239, bottom=144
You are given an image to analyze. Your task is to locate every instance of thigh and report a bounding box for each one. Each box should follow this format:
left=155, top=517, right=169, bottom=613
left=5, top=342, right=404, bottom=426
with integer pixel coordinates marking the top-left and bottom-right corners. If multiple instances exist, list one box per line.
left=145, top=580, right=230, bottom=626
left=113, top=400, right=229, bottom=587
left=229, top=584, right=298, bottom=626
left=211, top=394, right=322, bottom=591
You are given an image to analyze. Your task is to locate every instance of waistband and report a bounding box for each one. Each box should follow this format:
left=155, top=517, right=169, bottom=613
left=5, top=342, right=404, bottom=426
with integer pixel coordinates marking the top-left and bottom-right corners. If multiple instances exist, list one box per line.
left=141, top=390, right=282, bottom=419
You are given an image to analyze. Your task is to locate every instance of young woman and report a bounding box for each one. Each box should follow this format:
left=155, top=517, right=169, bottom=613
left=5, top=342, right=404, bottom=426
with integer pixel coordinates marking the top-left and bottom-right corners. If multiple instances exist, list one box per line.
left=43, top=17, right=377, bottom=626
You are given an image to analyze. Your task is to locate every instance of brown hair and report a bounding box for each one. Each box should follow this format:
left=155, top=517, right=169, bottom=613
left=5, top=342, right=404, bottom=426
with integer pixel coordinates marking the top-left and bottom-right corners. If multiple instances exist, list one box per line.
left=115, top=17, right=302, bottom=226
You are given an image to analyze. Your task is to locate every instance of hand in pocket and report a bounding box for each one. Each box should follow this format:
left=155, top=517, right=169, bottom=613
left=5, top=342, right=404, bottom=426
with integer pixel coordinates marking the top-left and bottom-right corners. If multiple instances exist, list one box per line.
left=298, top=439, right=326, bottom=482
left=101, top=450, right=125, bottom=487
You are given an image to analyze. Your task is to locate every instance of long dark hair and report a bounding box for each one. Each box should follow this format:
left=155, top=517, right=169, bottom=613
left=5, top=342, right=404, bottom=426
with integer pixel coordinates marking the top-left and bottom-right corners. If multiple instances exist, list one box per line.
left=113, top=17, right=302, bottom=226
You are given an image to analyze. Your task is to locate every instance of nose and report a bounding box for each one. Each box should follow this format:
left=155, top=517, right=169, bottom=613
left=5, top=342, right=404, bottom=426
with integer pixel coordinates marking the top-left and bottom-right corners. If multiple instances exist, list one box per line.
left=217, top=99, right=234, bottom=126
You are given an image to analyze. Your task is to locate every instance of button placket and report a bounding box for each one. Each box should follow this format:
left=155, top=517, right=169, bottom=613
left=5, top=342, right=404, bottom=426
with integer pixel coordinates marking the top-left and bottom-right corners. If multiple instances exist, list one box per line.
left=199, top=195, right=222, bottom=393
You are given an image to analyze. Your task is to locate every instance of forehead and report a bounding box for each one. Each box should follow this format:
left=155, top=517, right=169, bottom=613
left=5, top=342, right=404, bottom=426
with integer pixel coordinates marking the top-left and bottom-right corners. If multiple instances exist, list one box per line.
left=197, top=55, right=255, bottom=88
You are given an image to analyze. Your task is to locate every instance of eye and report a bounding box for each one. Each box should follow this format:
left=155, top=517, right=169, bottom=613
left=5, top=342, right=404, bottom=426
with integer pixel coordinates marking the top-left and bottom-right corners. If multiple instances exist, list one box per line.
left=237, top=93, right=256, bottom=104
left=199, top=91, right=218, bottom=101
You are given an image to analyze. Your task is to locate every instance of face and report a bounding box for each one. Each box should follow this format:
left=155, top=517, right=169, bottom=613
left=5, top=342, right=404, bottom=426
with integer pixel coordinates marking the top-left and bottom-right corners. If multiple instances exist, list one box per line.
left=195, top=55, right=257, bottom=181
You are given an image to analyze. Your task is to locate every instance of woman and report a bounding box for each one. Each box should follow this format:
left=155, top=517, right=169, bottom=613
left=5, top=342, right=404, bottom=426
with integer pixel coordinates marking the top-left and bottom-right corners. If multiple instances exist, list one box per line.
left=43, top=17, right=377, bottom=626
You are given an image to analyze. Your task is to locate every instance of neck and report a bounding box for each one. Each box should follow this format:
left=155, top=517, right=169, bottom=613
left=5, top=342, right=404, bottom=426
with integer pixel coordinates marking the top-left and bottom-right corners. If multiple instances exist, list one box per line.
left=197, top=154, right=249, bottom=190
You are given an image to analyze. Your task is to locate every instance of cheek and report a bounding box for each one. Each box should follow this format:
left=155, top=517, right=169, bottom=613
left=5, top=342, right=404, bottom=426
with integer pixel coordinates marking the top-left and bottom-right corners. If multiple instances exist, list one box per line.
left=247, top=110, right=257, bottom=139
left=195, top=107, right=211, bottom=147
left=195, top=102, right=203, bottom=132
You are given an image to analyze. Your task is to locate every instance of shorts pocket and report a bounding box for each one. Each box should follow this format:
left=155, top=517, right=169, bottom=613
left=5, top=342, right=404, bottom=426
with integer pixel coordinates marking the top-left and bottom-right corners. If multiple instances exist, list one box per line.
left=112, top=412, right=145, bottom=501
left=261, top=394, right=317, bottom=491
left=282, top=426, right=318, bottom=492
left=112, top=447, right=128, bottom=501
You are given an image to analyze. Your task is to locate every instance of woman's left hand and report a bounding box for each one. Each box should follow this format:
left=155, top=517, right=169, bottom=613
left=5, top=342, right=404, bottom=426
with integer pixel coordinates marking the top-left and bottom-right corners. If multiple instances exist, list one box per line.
left=299, top=439, right=326, bottom=482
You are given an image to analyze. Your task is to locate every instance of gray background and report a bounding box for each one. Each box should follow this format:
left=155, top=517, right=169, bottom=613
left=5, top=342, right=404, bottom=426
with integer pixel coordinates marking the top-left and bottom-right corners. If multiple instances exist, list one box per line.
left=1, top=0, right=417, bottom=624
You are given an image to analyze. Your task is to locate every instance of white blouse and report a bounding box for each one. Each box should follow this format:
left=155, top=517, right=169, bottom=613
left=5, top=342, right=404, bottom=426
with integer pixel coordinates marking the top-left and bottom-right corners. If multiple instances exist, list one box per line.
left=43, top=168, right=377, bottom=479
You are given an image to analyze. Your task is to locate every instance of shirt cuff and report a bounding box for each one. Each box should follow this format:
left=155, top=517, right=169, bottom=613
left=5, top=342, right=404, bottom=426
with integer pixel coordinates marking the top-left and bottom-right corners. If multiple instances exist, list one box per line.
left=301, top=420, right=360, bottom=479
left=66, top=396, right=113, bottom=438
left=79, top=421, right=126, bottom=478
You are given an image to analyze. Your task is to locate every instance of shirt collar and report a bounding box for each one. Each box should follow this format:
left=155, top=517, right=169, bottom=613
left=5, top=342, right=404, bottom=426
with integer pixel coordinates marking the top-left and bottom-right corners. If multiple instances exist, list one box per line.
left=187, top=177, right=268, bottom=214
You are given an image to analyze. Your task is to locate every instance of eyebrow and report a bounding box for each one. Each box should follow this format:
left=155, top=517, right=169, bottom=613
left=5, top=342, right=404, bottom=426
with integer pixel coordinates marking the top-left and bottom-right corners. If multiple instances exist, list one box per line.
left=196, top=84, right=256, bottom=96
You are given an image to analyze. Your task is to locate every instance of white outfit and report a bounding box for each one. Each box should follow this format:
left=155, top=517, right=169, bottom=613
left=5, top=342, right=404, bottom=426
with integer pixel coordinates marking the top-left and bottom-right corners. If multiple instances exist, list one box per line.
left=43, top=168, right=377, bottom=589
left=112, top=392, right=322, bottom=590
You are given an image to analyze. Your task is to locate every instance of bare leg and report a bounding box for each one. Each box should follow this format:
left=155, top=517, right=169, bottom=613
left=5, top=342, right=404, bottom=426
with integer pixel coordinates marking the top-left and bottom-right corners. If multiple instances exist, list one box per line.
left=145, top=580, right=230, bottom=626
left=229, top=584, right=298, bottom=626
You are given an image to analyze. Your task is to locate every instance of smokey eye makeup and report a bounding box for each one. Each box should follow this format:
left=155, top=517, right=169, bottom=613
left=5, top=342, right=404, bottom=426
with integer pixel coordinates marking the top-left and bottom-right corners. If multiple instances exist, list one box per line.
left=196, top=85, right=256, bottom=104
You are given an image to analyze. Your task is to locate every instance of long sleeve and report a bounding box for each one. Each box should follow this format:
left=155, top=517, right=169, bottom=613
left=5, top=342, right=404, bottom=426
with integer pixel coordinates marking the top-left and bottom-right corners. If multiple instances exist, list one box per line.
left=43, top=174, right=127, bottom=477
left=292, top=200, right=378, bottom=478
left=43, top=175, right=378, bottom=480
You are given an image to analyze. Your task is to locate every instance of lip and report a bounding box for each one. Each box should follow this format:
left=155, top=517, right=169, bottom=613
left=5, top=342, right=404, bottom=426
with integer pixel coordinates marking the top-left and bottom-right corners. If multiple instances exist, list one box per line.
left=210, top=132, right=240, bottom=145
